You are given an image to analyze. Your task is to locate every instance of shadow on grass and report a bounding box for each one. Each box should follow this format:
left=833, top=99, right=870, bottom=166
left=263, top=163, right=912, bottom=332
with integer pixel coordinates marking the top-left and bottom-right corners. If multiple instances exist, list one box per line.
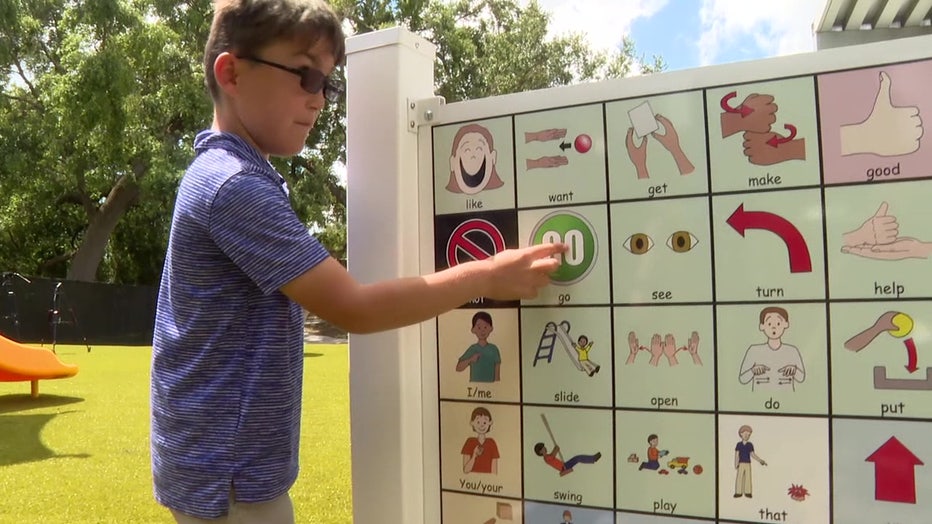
left=303, top=352, right=323, bottom=358
left=0, top=394, right=84, bottom=415
left=0, top=405, right=91, bottom=466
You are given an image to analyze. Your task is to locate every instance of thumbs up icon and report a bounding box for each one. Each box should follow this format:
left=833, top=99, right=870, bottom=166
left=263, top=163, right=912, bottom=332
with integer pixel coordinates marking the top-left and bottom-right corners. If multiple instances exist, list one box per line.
left=840, top=71, right=923, bottom=157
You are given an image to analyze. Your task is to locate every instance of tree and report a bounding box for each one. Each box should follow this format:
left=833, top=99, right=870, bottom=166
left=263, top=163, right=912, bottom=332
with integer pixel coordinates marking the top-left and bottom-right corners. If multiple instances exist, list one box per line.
left=0, top=0, right=211, bottom=282
left=0, top=0, right=349, bottom=282
left=338, top=0, right=664, bottom=103
left=0, top=0, right=661, bottom=283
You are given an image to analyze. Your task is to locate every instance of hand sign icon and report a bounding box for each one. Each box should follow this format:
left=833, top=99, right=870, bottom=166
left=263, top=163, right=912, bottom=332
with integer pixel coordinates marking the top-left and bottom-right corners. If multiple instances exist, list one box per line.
left=841, top=72, right=923, bottom=157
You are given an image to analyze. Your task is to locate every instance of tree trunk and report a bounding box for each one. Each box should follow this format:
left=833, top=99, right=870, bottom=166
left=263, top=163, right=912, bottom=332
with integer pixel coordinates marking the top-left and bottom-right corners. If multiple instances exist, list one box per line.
left=66, top=175, right=140, bottom=282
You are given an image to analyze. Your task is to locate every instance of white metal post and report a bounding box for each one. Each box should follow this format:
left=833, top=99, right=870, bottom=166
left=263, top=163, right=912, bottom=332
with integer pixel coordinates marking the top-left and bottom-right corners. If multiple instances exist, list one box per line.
left=344, top=27, right=436, bottom=524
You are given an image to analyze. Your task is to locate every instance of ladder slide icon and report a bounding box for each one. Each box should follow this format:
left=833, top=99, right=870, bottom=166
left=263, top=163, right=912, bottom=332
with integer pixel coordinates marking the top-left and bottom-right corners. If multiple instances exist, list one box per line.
left=533, top=321, right=582, bottom=370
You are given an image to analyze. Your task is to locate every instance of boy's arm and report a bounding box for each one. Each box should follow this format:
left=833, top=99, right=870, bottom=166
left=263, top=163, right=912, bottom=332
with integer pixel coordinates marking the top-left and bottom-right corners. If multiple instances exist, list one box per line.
left=281, top=243, right=564, bottom=334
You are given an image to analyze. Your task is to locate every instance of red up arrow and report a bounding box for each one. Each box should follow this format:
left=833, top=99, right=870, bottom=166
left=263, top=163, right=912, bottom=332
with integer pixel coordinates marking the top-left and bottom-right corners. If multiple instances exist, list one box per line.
left=766, top=124, right=798, bottom=147
left=866, top=436, right=924, bottom=504
left=905, top=338, right=918, bottom=373
left=720, top=92, right=753, bottom=117
left=727, top=204, right=812, bottom=273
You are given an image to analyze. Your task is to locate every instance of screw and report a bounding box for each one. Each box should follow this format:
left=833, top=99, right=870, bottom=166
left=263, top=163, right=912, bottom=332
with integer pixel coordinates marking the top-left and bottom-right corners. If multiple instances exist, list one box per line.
left=409, top=121, right=416, bottom=128
left=424, top=110, right=434, bottom=121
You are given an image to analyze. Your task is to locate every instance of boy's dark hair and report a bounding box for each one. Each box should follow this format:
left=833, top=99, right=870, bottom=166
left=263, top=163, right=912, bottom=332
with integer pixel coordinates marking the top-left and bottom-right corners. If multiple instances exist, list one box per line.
left=472, top=311, right=493, bottom=327
left=759, top=306, right=788, bottom=324
left=533, top=442, right=546, bottom=456
left=470, top=407, right=492, bottom=422
left=204, top=0, right=346, bottom=101
left=648, top=433, right=658, bottom=443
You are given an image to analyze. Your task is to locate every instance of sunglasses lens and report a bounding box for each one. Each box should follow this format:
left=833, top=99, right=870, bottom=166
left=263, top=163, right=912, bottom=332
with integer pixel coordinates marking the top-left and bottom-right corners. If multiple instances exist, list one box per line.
left=300, top=69, right=326, bottom=94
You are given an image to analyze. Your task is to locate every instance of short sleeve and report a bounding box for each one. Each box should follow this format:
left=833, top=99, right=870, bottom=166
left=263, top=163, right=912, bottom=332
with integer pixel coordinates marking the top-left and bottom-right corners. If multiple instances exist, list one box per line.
left=458, top=345, right=477, bottom=361
left=210, top=172, right=329, bottom=294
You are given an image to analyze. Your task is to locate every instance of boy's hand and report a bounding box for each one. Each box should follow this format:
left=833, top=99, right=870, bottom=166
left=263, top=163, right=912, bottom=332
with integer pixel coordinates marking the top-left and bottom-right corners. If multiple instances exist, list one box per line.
left=482, top=243, right=566, bottom=300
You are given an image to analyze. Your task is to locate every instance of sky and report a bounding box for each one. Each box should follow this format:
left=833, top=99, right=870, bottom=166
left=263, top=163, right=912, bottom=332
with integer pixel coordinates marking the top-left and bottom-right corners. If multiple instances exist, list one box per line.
left=520, top=0, right=830, bottom=71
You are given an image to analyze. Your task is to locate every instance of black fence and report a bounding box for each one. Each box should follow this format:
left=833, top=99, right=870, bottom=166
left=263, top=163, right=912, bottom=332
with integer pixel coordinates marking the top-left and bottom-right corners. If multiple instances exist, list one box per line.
left=0, top=273, right=157, bottom=346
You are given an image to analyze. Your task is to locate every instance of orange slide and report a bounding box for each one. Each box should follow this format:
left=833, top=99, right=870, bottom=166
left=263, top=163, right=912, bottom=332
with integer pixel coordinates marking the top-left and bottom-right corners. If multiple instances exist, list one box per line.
left=0, top=333, right=78, bottom=397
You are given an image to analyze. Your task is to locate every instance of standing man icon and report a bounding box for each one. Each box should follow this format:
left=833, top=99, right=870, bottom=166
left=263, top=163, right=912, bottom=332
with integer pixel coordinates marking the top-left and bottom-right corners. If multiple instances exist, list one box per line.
left=734, top=424, right=767, bottom=498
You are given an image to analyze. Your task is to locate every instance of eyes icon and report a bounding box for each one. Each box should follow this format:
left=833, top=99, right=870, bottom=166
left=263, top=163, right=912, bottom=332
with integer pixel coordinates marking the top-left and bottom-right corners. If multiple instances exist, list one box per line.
left=622, top=231, right=699, bottom=255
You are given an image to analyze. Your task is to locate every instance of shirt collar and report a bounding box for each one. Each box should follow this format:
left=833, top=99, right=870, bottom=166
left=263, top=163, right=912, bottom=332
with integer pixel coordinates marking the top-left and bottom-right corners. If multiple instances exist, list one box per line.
left=194, top=130, right=289, bottom=196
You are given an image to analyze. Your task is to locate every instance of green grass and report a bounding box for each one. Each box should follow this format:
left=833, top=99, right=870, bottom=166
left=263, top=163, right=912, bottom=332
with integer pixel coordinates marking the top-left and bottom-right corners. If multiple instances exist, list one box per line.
left=0, top=344, right=352, bottom=524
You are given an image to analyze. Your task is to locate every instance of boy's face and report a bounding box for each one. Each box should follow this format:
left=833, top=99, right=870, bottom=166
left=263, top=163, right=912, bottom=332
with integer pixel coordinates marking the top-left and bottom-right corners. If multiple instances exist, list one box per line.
left=740, top=430, right=752, bottom=441
left=649, top=437, right=658, bottom=447
left=759, top=313, right=788, bottom=340
left=471, top=414, right=492, bottom=434
left=471, top=318, right=493, bottom=340
left=222, top=37, right=337, bottom=157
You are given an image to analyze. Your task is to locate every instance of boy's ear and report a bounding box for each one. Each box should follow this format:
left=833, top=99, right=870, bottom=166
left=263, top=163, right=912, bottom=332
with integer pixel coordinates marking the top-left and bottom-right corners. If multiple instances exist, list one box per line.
left=214, top=52, right=240, bottom=97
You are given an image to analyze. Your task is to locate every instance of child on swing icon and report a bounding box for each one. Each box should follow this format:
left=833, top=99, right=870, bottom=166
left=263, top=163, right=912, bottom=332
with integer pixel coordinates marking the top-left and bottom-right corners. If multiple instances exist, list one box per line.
left=534, top=414, right=602, bottom=476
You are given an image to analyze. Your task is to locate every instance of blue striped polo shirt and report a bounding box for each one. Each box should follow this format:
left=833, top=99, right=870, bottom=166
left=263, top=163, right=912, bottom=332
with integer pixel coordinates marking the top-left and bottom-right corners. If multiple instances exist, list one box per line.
left=151, top=130, right=329, bottom=518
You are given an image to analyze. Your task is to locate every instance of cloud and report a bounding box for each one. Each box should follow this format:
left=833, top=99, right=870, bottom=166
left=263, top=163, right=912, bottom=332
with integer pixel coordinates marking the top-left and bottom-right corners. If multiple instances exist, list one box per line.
left=698, top=0, right=826, bottom=65
left=520, top=0, right=669, bottom=52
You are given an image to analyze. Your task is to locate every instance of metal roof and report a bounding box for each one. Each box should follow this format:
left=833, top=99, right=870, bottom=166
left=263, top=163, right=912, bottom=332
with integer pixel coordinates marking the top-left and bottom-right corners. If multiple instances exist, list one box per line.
left=817, top=0, right=932, bottom=32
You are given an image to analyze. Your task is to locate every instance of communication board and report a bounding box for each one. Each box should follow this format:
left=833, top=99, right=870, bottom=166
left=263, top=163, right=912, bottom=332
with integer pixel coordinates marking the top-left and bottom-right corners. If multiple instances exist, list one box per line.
left=426, top=41, right=932, bottom=524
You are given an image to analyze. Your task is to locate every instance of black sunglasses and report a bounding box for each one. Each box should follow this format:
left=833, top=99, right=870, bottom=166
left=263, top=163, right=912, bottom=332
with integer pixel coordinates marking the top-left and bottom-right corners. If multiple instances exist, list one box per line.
left=237, top=56, right=344, bottom=103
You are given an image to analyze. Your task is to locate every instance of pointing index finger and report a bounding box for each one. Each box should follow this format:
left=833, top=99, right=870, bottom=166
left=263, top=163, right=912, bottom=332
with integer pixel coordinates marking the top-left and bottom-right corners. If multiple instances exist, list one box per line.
left=526, top=242, right=568, bottom=258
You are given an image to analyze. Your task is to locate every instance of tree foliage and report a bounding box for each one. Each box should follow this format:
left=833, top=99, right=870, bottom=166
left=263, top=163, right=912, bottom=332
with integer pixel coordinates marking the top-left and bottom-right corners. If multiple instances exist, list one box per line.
left=0, top=0, right=662, bottom=284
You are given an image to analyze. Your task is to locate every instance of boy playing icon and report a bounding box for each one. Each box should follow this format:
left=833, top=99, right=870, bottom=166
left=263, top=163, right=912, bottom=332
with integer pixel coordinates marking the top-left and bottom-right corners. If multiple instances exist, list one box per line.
left=533, top=442, right=602, bottom=477
left=456, top=311, right=501, bottom=382
left=638, top=433, right=669, bottom=471
left=573, top=334, right=600, bottom=376
left=150, top=2, right=565, bottom=522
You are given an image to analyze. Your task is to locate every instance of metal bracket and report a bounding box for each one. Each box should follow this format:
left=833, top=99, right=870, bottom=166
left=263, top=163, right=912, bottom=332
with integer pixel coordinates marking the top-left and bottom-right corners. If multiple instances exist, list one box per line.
left=406, top=95, right=446, bottom=133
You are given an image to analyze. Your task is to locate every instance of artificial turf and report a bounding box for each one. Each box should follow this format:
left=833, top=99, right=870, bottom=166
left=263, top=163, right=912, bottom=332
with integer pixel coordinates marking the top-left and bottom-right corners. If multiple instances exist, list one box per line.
left=0, top=343, right=352, bottom=523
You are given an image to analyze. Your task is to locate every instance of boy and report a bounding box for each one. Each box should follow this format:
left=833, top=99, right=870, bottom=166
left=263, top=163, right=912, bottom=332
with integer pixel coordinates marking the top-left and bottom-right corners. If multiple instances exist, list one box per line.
left=738, top=307, right=806, bottom=391
left=461, top=407, right=500, bottom=474
left=150, top=1, right=565, bottom=523
left=734, top=425, right=767, bottom=498
left=573, top=334, right=600, bottom=376
left=455, top=311, right=501, bottom=383
left=533, top=442, right=601, bottom=477
left=638, top=433, right=667, bottom=471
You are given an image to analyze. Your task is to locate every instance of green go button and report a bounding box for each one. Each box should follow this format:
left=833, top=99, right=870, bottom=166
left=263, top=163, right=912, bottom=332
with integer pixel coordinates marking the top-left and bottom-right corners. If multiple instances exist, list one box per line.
left=530, top=211, right=597, bottom=285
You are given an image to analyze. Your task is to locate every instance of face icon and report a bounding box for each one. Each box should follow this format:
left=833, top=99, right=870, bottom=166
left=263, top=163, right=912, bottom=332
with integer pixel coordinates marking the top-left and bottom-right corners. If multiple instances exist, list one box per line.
left=471, top=414, right=492, bottom=434
left=740, top=429, right=752, bottom=441
left=471, top=318, right=493, bottom=341
left=759, top=313, right=788, bottom=340
left=451, top=132, right=494, bottom=194
left=446, top=124, right=504, bottom=194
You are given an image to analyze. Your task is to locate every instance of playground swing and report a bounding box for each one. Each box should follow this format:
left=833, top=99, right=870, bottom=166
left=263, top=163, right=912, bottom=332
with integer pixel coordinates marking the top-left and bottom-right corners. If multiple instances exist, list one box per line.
left=43, top=282, right=91, bottom=354
left=540, top=413, right=565, bottom=462
left=0, top=272, right=29, bottom=341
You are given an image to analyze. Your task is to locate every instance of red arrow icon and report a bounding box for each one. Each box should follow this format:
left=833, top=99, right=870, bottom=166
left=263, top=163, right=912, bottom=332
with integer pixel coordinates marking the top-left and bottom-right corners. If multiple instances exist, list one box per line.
left=720, top=91, right=753, bottom=117
left=866, top=436, right=924, bottom=504
left=766, top=124, right=798, bottom=147
left=727, top=204, right=812, bottom=273
left=905, top=338, right=918, bottom=373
